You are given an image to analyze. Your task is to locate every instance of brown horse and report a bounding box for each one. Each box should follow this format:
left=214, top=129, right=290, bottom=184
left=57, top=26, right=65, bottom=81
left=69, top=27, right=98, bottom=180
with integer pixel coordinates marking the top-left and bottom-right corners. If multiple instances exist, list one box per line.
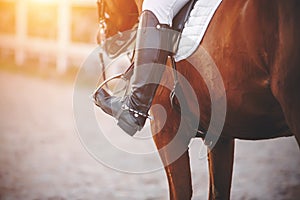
left=98, top=0, right=300, bottom=199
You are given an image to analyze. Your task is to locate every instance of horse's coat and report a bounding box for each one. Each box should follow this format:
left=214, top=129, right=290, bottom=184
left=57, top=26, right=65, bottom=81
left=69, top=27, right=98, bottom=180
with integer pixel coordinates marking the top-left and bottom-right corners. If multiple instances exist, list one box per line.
left=98, top=0, right=300, bottom=199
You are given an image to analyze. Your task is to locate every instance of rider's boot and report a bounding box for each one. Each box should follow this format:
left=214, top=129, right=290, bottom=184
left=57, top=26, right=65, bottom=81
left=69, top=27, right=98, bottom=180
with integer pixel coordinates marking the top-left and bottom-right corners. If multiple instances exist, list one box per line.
left=94, top=10, right=172, bottom=135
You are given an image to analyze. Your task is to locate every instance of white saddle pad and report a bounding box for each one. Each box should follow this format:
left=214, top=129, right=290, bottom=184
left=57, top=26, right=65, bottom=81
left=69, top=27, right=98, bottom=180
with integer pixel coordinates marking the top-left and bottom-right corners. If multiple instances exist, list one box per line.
left=174, top=0, right=222, bottom=62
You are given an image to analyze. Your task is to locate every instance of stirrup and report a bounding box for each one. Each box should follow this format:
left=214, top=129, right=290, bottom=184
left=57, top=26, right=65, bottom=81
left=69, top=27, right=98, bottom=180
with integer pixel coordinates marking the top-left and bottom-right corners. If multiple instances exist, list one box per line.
left=120, top=104, right=153, bottom=120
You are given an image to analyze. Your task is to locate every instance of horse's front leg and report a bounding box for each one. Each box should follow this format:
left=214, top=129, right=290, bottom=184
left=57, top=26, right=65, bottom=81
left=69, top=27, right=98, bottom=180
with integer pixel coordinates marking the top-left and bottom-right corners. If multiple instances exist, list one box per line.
left=164, top=150, right=192, bottom=200
left=207, top=137, right=235, bottom=200
left=151, top=109, right=193, bottom=200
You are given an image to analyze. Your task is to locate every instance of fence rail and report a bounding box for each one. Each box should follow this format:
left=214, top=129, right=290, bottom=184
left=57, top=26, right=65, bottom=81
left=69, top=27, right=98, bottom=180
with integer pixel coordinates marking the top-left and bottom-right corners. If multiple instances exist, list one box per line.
left=0, top=0, right=99, bottom=73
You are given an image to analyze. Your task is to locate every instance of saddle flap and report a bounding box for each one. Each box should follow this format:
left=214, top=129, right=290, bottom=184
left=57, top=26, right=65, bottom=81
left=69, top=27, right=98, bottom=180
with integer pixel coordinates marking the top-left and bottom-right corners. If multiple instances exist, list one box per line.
left=171, top=0, right=197, bottom=54
left=172, top=0, right=197, bottom=32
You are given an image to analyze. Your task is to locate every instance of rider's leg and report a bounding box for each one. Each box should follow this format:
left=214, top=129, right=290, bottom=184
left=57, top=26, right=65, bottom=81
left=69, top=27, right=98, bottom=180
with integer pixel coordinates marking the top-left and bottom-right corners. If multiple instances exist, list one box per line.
left=94, top=0, right=189, bottom=135
left=142, top=0, right=190, bottom=26
left=94, top=10, right=171, bottom=135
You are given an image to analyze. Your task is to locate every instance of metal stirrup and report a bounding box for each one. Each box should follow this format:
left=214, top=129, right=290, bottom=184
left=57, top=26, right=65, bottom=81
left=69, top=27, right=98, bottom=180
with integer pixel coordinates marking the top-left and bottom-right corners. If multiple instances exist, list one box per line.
left=121, top=104, right=153, bottom=120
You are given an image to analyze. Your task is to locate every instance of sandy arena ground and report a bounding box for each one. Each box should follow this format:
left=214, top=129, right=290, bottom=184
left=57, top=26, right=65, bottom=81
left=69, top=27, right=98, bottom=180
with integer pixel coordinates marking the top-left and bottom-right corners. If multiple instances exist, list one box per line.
left=0, top=71, right=299, bottom=200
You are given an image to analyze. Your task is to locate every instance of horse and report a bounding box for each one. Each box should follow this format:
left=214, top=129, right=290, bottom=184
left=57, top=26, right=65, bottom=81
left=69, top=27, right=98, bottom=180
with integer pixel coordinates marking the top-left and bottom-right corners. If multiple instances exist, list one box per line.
left=96, top=0, right=300, bottom=199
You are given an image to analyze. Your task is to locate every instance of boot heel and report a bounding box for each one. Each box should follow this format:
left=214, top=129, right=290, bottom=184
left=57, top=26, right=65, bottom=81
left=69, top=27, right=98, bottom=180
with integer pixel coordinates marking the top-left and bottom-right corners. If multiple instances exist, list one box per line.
left=117, top=118, right=139, bottom=136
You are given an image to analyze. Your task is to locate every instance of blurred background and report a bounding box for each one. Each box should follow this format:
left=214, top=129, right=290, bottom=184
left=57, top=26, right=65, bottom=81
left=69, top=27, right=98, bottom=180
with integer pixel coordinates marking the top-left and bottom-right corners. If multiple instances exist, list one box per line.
left=0, top=0, right=98, bottom=74
left=0, top=0, right=299, bottom=199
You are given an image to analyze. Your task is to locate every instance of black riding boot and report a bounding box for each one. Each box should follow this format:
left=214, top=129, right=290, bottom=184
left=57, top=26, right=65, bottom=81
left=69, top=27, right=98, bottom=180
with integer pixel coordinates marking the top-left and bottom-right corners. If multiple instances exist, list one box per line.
left=94, top=10, right=172, bottom=135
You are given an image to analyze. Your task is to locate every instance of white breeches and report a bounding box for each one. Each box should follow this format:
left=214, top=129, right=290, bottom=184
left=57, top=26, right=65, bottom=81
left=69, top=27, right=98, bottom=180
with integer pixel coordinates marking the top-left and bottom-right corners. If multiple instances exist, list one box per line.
left=142, top=0, right=190, bottom=26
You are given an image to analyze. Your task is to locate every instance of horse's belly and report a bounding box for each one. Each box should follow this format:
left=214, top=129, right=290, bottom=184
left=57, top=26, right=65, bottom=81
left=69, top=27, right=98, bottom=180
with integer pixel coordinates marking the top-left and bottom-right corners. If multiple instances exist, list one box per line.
left=224, top=86, right=292, bottom=140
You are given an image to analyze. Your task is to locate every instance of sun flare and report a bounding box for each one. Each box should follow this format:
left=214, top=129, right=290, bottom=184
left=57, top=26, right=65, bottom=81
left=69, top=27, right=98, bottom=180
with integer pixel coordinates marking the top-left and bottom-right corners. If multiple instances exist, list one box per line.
left=29, top=0, right=58, bottom=4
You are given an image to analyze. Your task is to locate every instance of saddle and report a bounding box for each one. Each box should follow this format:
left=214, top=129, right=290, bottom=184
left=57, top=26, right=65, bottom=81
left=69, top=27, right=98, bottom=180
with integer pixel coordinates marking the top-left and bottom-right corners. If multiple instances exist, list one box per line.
left=172, top=0, right=198, bottom=53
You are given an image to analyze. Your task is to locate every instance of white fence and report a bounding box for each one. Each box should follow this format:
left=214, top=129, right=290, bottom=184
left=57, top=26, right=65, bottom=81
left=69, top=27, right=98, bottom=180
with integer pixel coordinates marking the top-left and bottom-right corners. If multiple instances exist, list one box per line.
left=0, top=0, right=99, bottom=73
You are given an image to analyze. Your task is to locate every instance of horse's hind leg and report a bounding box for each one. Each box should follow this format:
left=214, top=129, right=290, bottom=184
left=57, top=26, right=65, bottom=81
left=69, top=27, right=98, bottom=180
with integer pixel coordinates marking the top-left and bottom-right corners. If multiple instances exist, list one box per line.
left=271, top=59, right=300, bottom=147
left=207, top=137, right=235, bottom=200
left=271, top=65, right=300, bottom=147
left=271, top=6, right=300, bottom=147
